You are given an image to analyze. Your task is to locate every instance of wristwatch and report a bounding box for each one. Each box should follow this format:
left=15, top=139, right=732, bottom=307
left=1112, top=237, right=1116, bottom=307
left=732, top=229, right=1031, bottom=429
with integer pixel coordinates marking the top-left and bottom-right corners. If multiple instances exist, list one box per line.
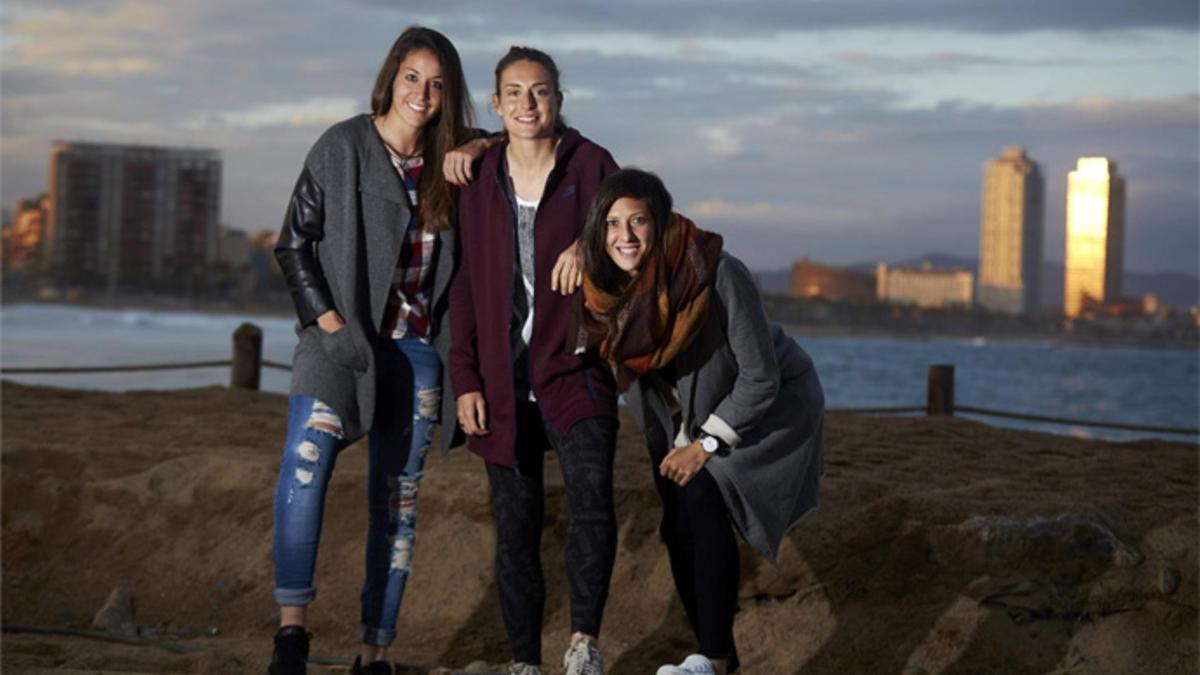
left=698, top=432, right=724, bottom=454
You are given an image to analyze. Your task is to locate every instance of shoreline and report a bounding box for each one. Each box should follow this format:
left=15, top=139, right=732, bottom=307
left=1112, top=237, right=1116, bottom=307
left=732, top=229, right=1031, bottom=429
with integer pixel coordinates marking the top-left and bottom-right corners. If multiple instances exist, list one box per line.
left=784, top=323, right=1200, bottom=351
left=4, top=295, right=1194, bottom=352
left=4, top=301, right=1195, bottom=444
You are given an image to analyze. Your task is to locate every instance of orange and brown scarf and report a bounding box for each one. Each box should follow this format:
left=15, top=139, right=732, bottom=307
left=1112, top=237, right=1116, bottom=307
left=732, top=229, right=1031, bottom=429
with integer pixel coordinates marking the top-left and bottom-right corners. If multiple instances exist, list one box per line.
left=572, top=212, right=723, bottom=392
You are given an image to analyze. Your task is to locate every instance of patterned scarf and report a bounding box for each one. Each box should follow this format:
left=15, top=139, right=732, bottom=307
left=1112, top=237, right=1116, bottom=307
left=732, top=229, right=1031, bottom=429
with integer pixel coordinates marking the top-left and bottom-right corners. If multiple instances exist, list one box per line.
left=572, top=212, right=723, bottom=393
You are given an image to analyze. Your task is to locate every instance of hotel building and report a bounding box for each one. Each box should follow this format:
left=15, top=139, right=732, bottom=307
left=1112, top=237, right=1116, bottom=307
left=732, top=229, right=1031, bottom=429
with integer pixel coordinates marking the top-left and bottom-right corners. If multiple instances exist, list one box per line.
left=978, top=146, right=1044, bottom=315
left=46, top=141, right=221, bottom=292
left=876, top=262, right=974, bottom=309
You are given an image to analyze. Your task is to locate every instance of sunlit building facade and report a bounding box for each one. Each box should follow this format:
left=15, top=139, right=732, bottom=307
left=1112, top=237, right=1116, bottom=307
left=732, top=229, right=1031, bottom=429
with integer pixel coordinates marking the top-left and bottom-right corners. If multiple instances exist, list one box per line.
left=2, top=193, right=50, bottom=276
left=978, top=146, right=1043, bottom=315
left=788, top=258, right=875, bottom=302
left=46, top=141, right=221, bottom=292
left=1063, top=157, right=1124, bottom=318
left=876, top=262, right=974, bottom=308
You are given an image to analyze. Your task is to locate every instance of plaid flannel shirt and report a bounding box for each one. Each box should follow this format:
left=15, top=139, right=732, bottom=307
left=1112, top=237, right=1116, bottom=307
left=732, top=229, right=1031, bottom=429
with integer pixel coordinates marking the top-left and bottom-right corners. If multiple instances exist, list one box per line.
left=380, top=153, right=439, bottom=341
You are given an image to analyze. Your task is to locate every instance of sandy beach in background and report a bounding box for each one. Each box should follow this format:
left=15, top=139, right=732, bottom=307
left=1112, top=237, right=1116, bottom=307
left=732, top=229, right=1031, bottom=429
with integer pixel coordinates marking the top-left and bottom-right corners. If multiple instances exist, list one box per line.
left=1, top=382, right=1196, bottom=674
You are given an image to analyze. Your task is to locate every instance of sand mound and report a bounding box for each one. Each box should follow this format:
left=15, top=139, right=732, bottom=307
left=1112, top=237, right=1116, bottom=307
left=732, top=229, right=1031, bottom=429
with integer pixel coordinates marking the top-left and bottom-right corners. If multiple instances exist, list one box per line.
left=2, top=382, right=1196, bottom=674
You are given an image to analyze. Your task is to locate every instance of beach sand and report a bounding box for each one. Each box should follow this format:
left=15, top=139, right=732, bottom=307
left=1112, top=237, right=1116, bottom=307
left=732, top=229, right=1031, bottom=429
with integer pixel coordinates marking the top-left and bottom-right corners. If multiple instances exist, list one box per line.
left=2, top=382, right=1195, bottom=674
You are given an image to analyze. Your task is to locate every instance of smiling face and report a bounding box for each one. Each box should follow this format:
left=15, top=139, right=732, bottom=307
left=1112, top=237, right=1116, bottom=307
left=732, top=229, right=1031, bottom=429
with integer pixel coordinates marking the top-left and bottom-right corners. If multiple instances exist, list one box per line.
left=492, top=59, right=562, bottom=140
left=391, top=48, right=444, bottom=130
left=605, top=197, right=656, bottom=273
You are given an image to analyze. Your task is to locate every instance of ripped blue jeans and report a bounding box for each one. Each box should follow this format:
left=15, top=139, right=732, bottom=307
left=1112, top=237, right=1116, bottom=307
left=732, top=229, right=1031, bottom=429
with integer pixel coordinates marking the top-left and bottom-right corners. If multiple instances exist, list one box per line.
left=272, top=336, right=441, bottom=647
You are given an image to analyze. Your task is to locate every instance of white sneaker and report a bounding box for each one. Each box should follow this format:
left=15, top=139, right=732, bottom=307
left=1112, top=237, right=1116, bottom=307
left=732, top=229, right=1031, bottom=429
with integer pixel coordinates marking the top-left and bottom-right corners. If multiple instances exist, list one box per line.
left=563, top=638, right=604, bottom=675
left=509, top=663, right=542, bottom=675
left=655, top=653, right=717, bottom=675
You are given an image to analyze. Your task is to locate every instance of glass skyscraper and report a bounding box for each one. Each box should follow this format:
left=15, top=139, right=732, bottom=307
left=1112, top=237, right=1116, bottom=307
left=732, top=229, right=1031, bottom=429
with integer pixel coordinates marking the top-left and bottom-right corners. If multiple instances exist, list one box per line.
left=1064, top=157, right=1125, bottom=318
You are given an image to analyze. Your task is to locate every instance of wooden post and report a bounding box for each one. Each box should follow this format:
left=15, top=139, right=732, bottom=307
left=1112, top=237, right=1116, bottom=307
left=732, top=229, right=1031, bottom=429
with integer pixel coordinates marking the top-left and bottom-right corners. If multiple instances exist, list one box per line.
left=927, top=364, right=955, bottom=415
left=230, top=322, right=263, bottom=390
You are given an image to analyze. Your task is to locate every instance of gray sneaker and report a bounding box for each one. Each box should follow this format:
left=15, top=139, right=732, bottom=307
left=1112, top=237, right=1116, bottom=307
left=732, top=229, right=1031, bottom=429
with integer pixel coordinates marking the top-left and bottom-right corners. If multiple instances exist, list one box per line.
left=655, top=654, right=717, bottom=675
left=509, top=663, right=542, bottom=675
left=563, top=639, right=604, bottom=675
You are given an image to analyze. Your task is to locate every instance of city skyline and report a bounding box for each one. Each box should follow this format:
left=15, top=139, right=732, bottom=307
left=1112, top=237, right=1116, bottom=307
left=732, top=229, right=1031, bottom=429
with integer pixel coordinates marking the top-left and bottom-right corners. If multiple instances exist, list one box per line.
left=2, top=2, right=1197, bottom=275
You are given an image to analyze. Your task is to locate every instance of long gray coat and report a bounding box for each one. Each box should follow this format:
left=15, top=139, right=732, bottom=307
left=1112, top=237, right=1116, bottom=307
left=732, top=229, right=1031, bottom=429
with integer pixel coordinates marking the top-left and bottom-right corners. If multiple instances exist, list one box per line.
left=623, top=254, right=825, bottom=565
left=280, top=114, right=461, bottom=445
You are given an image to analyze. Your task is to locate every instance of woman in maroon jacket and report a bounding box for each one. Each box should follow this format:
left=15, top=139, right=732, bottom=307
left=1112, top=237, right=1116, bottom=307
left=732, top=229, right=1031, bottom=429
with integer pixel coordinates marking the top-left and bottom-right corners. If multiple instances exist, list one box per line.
left=449, top=46, right=619, bottom=675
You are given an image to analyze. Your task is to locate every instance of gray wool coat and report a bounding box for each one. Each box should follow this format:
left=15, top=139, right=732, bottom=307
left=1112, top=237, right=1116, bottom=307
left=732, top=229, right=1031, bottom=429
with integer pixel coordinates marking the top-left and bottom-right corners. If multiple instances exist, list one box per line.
left=279, top=114, right=461, bottom=445
left=623, top=253, right=825, bottom=565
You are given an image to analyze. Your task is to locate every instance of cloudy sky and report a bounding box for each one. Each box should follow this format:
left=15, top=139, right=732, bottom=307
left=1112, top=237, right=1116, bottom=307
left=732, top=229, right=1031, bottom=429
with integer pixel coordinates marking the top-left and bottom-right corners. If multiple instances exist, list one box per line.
left=3, top=1, right=1197, bottom=274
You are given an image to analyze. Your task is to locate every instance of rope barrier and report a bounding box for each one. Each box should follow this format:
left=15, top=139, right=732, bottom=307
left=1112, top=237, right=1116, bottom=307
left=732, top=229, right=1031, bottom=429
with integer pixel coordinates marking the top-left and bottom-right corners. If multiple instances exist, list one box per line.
left=829, top=402, right=1197, bottom=436
left=955, top=404, right=1199, bottom=436
left=1, top=360, right=231, bottom=374
left=828, top=405, right=925, bottom=415
left=1, top=359, right=293, bottom=374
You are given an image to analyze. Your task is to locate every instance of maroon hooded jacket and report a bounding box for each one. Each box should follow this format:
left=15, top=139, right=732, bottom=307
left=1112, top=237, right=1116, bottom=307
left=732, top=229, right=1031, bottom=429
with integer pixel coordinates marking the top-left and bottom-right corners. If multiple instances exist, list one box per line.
left=449, top=128, right=619, bottom=467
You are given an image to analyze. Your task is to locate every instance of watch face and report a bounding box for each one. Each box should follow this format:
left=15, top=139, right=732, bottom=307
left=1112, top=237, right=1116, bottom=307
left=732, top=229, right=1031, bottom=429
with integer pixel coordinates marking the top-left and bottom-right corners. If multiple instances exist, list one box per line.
left=701, top=435, right=719, bottom=453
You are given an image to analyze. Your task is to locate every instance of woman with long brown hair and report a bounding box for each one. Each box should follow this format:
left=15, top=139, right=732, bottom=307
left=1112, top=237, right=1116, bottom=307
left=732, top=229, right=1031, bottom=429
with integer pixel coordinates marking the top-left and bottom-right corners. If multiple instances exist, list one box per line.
left=268, top=26, right=492, bottom=675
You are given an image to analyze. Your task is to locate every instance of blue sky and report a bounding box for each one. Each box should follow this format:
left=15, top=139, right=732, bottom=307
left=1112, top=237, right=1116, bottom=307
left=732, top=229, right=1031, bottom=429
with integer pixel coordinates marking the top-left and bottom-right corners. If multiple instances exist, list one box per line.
left=2, top=1, right=1197, bottom=274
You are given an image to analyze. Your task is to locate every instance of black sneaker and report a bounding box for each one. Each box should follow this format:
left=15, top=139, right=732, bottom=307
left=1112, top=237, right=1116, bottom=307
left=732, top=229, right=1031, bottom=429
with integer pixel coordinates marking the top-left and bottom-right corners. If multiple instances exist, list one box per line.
left=351, top=656, right=394, bottom=674
left=268, top=625, right=311, bottom=675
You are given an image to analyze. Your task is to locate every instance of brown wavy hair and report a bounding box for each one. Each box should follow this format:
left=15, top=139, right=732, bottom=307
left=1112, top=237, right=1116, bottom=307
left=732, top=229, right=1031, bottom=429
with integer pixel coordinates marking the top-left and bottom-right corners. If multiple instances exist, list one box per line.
left=371, top=26, right=475, bottom=232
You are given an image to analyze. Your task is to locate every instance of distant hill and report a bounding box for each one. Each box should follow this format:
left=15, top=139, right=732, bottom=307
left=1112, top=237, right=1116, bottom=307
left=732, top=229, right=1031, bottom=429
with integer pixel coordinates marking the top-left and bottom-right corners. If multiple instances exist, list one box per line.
left=1120, top=271, right=1199, bottom=310
left=754, top=254, right=1199, bottom=309
left=750, top=267, right=794, bottom=294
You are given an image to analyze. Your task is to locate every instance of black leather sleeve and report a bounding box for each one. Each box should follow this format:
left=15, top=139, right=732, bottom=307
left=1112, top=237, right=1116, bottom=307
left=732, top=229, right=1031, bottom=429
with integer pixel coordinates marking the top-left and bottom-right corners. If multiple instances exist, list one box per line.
left=274, top=166, right=335, bottom=327
left=470, top=127, right=504, bottom=142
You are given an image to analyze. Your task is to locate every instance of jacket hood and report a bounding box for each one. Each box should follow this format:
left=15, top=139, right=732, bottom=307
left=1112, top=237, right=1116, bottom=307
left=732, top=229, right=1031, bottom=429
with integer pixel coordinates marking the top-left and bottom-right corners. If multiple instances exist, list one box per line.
left=477, top=127, right=588, bottom=182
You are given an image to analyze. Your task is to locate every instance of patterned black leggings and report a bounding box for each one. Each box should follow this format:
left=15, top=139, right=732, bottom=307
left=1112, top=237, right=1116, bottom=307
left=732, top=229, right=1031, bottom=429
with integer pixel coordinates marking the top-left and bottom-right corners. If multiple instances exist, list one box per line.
left=484, top=403, right=618, bottom=665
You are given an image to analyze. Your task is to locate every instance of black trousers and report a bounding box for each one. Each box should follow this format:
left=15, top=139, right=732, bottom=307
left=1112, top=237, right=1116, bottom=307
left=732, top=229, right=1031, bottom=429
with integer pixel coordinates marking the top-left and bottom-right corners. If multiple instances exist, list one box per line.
left=484, top=402, right=618, bottom=665
left=649, top=441, right=741, bottom=668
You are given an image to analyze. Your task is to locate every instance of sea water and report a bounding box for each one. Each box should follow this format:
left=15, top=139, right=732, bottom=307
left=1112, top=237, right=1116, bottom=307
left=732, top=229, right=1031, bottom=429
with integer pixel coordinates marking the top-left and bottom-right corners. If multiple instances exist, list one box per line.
left=2, top=303, right=1196, bottom=443
left=797, top=333, right=1198, bottom=442
left=1, top=303, right=298, bottom=394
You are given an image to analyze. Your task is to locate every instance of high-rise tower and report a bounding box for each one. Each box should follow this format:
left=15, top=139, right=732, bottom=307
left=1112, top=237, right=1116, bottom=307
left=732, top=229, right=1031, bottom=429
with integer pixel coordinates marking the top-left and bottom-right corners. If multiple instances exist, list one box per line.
left=1064, top=157, right=1125, bottom=317
left=978, top=146, right=1044, bottom=315
left=46, top=141, right=221, bottom=293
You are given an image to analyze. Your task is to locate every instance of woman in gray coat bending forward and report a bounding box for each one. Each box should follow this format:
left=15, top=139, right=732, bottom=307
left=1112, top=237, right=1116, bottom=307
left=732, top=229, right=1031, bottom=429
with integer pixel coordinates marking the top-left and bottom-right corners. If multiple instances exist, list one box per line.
left=571, top=169, right=825, bottom=675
